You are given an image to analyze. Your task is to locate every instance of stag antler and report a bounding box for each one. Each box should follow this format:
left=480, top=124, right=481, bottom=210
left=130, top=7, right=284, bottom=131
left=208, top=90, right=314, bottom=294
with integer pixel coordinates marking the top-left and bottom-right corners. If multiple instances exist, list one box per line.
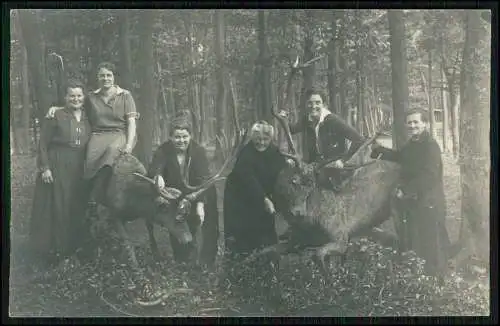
left=132, top=173, right=182, bottom=200
left=315, top=129, right=389, bottom=171
left=271, top=105, right=301, bottom=166
left=49, top=52, right=64, bottom=72
left=181, top=129, right=249, bottom=201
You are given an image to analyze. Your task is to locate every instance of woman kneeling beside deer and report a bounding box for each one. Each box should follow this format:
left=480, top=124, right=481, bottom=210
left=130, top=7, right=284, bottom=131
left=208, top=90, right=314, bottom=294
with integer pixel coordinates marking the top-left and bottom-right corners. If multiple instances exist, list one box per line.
left=148, top=113, right=219, bottom=267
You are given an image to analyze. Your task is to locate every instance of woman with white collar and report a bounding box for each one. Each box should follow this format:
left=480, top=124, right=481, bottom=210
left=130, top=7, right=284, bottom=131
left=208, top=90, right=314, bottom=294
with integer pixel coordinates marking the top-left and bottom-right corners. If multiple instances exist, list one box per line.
left=45, top=62, right=139, bottom=204
left=280, top=89, right=364, bottom=189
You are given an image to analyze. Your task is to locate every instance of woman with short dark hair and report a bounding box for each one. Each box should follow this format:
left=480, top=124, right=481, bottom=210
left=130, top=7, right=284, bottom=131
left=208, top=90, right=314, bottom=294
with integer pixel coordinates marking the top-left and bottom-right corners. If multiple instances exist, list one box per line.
left=147, top=112, right=219, bottom=266
left=30, top=80, right=91, bottom=265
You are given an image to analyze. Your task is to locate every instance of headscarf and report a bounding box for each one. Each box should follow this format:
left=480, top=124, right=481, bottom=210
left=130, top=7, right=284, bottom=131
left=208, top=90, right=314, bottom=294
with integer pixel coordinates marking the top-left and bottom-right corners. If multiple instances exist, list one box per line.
left=250, top=120, right=275, bottom=139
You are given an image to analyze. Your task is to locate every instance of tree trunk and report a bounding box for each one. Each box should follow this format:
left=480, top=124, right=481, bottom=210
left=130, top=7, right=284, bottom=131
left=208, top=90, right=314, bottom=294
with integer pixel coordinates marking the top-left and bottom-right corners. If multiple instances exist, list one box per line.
left=119, top=9, right=134, bottom=91
left=183, top=13, right=201, bottom=141
left=135, top=10, right=157, bottom=166
left=338, top=13, right=349, bottom=122
left=17, top=9, right=51, bottom=120
left=257, top=10, right=273, bottom=123
left=388, top=10, right=409, bottom=149
left=198, top=77, right=206, bottom=144
left=458, top=10, right=490, bottom=264
left=12, top=10, right=31, bottom=154
left=327, top=10, right=338, bottom=114
left=355, top=11, right=365, bottom=135
left=440, top=63, right=449, bottom=153
left=427, top=48, right=435, bottom=138
left=300, top=10, right=316, bottom=161
left=157, top=63, right=170, bottom=144
left=442, top=50, right=461, bottom=158
left=214, top=10, right=227, bottom=162
left=447, top=67, right=460, bottom=158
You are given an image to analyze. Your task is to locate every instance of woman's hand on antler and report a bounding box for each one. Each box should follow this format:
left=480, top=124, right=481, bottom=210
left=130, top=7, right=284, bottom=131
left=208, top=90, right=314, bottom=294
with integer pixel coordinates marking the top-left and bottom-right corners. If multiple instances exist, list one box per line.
left=370, top=141, right=384, bottom=159
left=264, top=197, right=276, bottom=215
left=286, top=158, right=296, bottom=168
left=332, top=159, right=344, bottom=169
left=45, top=106, right=64, bottom=118
left=278, top=110, right=289, bottom=119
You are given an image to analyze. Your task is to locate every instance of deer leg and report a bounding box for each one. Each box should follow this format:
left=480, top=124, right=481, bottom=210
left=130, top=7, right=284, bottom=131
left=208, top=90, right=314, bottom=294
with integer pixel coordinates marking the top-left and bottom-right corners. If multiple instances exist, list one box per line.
left=192, top=225, right=203, bottom=266
left=364, top=227, right=399, bottom=249
left=113, top=218, right=154, bottom=299
left=145, top=219, right=161, bottom=262
left=315, top=239, right=348, bottom=275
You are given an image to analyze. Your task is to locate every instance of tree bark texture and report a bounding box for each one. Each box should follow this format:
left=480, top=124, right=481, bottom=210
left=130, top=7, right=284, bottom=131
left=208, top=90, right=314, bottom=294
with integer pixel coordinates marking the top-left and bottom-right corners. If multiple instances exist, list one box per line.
left=388, top=10, right=410, bottom=149
left=458, top=10, right=490, bottom=263
left=257, top=10, right=273, bottom=123
left=17, top=9, right=51, bottom=120
left=136, top=10, right=157, bottom=166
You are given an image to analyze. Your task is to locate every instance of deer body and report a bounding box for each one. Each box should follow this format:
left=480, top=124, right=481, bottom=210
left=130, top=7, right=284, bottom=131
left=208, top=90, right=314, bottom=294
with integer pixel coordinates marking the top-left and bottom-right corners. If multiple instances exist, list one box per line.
left=268, top=93, right=401, bottom=271
left=274, top=156, right=401, bottom=270
left=90, top=131, right=247, bottom=300
left=93, top=154, right=193, bottom=287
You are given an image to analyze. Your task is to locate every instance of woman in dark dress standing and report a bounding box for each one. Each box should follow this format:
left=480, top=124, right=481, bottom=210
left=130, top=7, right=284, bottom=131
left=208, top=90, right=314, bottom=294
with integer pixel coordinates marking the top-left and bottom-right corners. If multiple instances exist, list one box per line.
left=223, top=120, right=290, bottom=256
left=30, top=80, right=91, bottom=265
left=222, top=120, right=293, bottom=312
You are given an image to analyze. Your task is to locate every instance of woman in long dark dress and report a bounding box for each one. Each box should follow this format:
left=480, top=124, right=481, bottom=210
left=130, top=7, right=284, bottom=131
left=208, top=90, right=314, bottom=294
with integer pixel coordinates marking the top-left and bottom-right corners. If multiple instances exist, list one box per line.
left=30, top=81, right=91, bottom=265
left=148, top=114, right=219, bottom=267
left=371, top=109, right=450, bottom=278
left=223, top=120, right=290, bottom=256
left=222, top=120, right=293, bottom=312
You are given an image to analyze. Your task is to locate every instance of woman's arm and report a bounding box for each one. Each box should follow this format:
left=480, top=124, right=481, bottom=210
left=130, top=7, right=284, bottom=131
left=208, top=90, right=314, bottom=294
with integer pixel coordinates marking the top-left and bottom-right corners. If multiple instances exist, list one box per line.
left=323, top=114, right=364, bottom=160
left=148, top=143, right=168, bottom=178
left=370, top=144, right=400, bottom=162
left=45, top=106, right=65, bottom=119
left=124, top=117, right=136, bottom=153
left=123, top=91, right=140, bottom=153
left=37, top=117, right=56, bottom=172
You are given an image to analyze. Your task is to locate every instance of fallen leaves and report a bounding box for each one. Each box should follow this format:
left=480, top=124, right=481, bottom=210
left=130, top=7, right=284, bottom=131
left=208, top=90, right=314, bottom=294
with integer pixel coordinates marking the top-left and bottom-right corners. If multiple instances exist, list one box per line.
left=9, top=153, right=490, bottom=317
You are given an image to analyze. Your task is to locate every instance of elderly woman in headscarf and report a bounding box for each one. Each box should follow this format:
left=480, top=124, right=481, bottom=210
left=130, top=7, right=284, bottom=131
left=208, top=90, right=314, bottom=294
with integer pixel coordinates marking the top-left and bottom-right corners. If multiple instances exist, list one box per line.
left=223, top=120, right=292, bottom=257
left=147, top=112, right=219, bottom=267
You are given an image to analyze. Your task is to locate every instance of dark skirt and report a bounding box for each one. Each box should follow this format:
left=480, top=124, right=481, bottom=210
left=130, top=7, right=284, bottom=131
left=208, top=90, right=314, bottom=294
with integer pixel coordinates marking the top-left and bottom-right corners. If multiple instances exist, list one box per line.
left=30, top=145, right=90, bottom=260
left=398, top=198, right=450, bottom=277
left=223, top=177, right=278, bottom=256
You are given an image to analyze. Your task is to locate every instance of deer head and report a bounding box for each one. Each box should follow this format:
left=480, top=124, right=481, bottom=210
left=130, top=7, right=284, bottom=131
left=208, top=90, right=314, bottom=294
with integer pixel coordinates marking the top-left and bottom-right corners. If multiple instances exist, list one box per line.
left=273, top=115, right=385, bottom=220
left=270, top=54, right=385, bottom=219
left=133, top=130, right=248, bottom=235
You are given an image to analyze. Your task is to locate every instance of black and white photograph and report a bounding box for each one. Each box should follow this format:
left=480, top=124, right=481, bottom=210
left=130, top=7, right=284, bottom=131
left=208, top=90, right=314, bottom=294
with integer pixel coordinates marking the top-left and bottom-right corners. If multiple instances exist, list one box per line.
left=7, top=7, right=493, bottom=318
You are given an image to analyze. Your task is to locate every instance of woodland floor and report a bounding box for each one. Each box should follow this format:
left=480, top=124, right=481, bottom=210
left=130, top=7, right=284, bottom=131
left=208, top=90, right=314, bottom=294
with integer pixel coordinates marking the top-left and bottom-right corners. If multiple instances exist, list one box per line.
left=8, top=152, right=490, bottom=318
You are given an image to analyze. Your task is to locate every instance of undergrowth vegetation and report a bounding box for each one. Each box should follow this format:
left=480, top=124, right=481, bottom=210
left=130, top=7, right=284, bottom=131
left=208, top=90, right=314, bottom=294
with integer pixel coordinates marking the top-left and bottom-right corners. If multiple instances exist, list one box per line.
left=9, top=154, right=490, bottom=317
